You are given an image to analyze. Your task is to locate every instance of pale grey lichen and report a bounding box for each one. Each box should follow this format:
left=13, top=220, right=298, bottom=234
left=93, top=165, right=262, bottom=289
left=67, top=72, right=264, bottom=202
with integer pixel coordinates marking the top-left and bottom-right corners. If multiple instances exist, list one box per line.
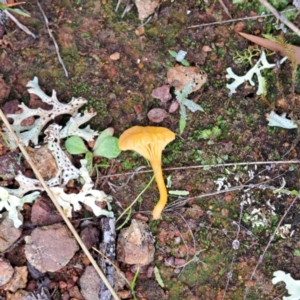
left=1, top=77, right=113, bottom=227
left=44, top=124, right=80, bottom=186
left=50, top=159, right=113, bottom=218
left=272, top=271, right=300, bottom=300
left=0, top=187, right=40, bottom=228
left=226, top=51, right=282, bottom=96
left=5, top=77, right=97, bottom=146
left=267, top=111, right=297, bottom=129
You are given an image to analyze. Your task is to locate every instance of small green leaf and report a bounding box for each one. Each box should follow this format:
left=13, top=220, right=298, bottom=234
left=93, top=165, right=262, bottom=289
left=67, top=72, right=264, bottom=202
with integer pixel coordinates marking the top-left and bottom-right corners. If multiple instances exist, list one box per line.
left=179, top=117, right=186, bottom=134
left=294, top=249, right=300, bottom=256
left=7, top=8, right=31, bottom=17
left=65, top=136, right=88, bottom=154
left=181, top=59, right=190, bottom=66
left=154, top=267, right=165, bottom=288
left=168, top=50, right=178, bottom=58
left=85, top=152, right=94, bottom=174
left=169, top=190, right=189, bottom=196
left=166, top=175, right=172, bottom=188
left=93, top=136, right=121, bottom=158
left=93, top=127, right=114, bottom=151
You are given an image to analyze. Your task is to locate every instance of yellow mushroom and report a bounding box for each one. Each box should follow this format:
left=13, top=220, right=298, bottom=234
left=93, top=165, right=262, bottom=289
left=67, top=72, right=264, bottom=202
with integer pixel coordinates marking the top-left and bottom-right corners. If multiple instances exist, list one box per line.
left=118, top=126, right=175, bottom=220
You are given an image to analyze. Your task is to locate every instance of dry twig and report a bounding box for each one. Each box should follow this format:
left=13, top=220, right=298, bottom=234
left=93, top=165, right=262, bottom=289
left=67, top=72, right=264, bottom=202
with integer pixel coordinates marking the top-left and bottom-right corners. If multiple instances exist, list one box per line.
left=258, top=0, right=300, bottom=37
left=187, top=8, right=297, bottom=28
left=36, top=0, right=68, bottom=78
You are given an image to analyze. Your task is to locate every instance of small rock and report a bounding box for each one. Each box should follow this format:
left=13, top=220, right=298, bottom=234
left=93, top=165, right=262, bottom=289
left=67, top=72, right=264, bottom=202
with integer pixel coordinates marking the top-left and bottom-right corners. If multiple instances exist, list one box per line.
left=61, top=291, right=70, bottom=300
left=164, top=257, right=175, bottom=267
left=0, top=212, right=22, bottom=252
left=174, top=258, right=186, bottom=266
left=133, top=104, right=143, bottom=115
left=4, top=266, right=28, bottom=292
left=135, top=27, right=145, bottom=36
left=202, top=45, right=212, bottom=52
left=151, top=85, right=172, bottom=103
left=79, top=265, right=102, bottom=300
left=25, top=147, right=58, bottom=180
left=168, top=101, right=179, bottom=113
left=0, top=258, right=14, bottom=285
left=2, top=100, right=20, bottom=116
left=146, top=265, right=154, bottom=278
left=117, top=219, right=155, bottom=266
left=184, top=204, right=205, bottom=219
left=31, top=196, right=63, bottom=226
left=69, top=285, right=83, bottom=300
left=59, top=281, right=67, bottom=289
left=234, top=22, right=246, bottom=33
left=80, top=225, right=99, bottom=250
left=147, top=108, right=168, bottom=123
left=6, top=289, right=30, bottom=300
left=118, top=290, right=132, bottom=299
left=25, top=224, right=79, bottom=273
left=135, top=279, right=166, bottom=299
left=110, top=52, right=120, bottom=60
left=0, top=152, right=25, bottom=180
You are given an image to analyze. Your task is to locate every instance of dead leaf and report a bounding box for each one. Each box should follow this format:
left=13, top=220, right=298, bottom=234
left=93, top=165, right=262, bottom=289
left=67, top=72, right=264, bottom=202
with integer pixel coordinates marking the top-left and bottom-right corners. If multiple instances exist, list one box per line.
left=135, top=0, right=160, bottom=20
left=167, top=66, right=207, bottom=91
left=239, top=32, right=300, bottom=64
left=147, top=108, right=168, bottom=123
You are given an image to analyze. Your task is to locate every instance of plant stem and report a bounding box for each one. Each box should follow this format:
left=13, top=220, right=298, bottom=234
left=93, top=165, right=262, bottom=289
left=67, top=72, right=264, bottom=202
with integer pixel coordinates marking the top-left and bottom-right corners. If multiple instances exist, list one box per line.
left=151, top=162, right=168, bottom=220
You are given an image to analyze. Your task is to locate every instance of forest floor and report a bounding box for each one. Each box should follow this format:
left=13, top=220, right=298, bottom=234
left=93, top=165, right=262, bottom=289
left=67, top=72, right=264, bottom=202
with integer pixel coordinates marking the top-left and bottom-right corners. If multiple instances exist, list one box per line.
left=1, top=0, right=300, bottom=299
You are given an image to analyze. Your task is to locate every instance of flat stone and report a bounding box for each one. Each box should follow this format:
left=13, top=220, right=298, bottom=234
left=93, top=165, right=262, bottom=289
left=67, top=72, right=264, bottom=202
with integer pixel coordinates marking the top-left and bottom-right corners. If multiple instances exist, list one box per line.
left=117, top=219, right=154, bottom=266
left=79, top=265, right=101, bottom=300
left=25, top=224, right=79, bottom=273
left=31, top=196, right=63, bottom=226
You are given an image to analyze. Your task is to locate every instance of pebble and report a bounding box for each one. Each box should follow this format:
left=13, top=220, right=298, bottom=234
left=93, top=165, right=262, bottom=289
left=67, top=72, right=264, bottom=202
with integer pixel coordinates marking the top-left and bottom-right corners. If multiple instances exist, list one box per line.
left=0, top=259, right=14, bottom=285
left=110, top=52, right=120, bottom=60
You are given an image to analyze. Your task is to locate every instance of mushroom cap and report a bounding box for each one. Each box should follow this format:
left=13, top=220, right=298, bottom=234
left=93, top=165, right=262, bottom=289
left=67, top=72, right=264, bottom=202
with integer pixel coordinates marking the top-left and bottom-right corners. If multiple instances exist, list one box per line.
left=118, top=126, right=175, bottom=162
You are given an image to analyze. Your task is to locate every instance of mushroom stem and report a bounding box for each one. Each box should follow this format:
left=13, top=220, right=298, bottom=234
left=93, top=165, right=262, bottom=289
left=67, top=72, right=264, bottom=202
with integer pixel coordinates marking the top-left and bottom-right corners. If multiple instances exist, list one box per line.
left=151, top=161, right=167, bottom=220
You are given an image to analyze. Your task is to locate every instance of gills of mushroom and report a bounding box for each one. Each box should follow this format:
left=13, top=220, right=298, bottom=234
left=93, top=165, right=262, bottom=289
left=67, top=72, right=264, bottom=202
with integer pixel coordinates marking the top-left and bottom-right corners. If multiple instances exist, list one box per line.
left=118, top=126, right=175, bottom=220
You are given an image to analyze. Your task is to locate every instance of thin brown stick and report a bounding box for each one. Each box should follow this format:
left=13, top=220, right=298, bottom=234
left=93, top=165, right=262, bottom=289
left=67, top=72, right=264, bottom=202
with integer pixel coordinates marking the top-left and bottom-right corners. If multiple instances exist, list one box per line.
left=218, top=0, right=232, bottom=19
left=258, top=0, right=300, bottom=37
left=99, top=160, right=299, bottom=179
left=36, top=0, right=68, bottom=78
left=0, top=109, right=120, bottom=300
left=187, top=8, right=297, bottom=28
